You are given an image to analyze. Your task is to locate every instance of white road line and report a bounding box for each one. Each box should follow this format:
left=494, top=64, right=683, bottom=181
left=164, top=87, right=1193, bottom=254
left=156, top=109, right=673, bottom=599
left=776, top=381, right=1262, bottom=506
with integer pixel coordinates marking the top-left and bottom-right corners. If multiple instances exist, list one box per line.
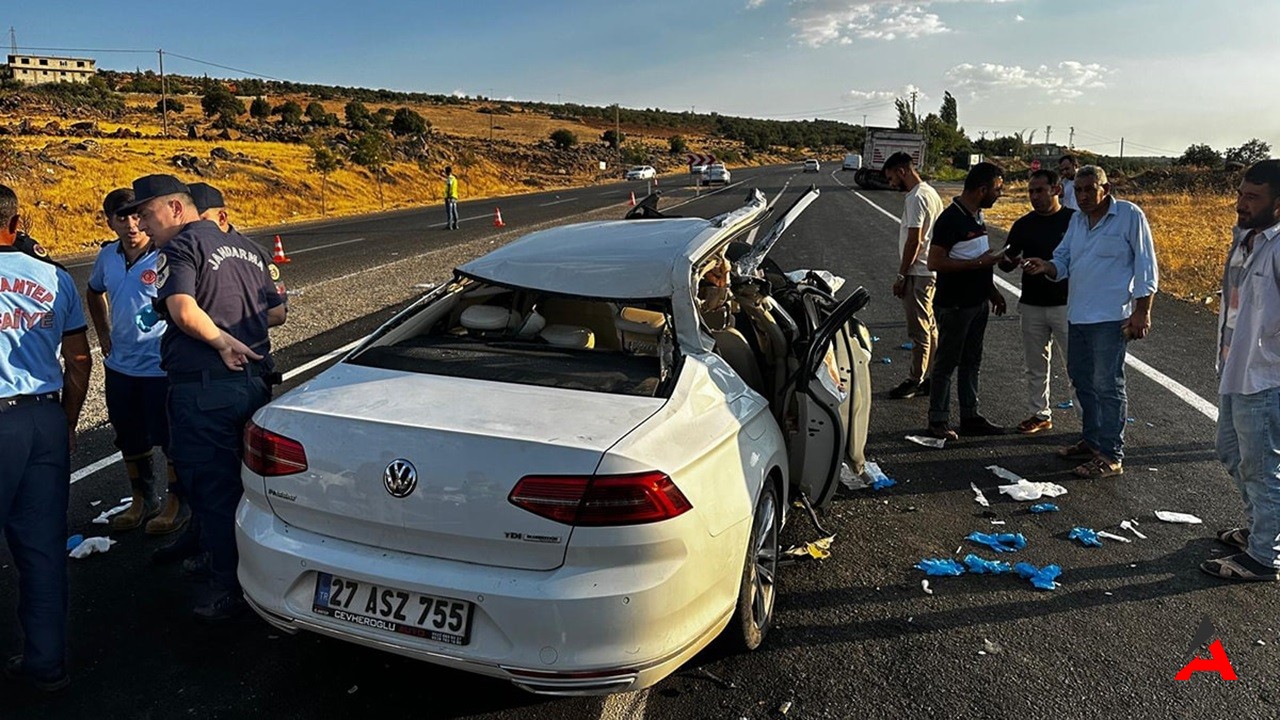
left=599, top=689, right=649, bottom=720
left=847, top=187, right=1220, bottom=422
left=283, top=237, right=365, bottom=255
left=538, top=198, right=577, bottom=207
left=70, top=452, right=123, bottom=485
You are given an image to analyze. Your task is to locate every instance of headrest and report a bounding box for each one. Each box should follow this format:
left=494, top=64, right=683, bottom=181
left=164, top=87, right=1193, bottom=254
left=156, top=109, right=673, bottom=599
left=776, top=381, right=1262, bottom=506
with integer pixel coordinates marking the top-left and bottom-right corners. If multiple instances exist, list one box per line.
left=460, top=305, right=516, bottom=331
left=540, top=324, right=595, bottom=349
left=516, top=309, right=546, bottom=337
left=616, top=307, right=666, bottom=335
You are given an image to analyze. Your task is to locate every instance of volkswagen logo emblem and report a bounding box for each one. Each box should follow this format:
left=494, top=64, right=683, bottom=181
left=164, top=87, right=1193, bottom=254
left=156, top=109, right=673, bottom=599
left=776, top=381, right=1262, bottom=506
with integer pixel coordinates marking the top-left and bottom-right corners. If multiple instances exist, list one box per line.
left=383, top=459, right=418, bottom=498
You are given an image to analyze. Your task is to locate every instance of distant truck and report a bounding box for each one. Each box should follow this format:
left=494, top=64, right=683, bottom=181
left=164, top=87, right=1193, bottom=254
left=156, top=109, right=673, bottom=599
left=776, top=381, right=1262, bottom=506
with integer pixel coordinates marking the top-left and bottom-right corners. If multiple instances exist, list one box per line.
left=842, top=153, right=863, bottom=171
left=853, top=131, right=926, bottom=190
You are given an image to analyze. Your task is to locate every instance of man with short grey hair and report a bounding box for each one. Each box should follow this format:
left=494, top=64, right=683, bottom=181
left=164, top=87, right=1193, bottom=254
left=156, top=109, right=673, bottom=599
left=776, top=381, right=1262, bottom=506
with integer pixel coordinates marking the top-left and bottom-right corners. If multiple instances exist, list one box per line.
left=1024, top=165, right=1159, bottom=478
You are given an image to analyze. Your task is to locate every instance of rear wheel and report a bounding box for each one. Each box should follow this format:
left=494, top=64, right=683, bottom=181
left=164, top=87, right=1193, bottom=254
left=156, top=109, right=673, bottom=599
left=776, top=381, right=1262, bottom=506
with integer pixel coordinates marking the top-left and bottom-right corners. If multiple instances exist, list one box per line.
left=727, top=482, right=779, bottom=651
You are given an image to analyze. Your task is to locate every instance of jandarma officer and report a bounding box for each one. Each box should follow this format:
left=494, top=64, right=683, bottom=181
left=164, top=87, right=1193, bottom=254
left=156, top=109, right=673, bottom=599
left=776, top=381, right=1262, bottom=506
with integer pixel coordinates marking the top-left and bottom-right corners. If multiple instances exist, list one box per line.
left=122, top=174, right=286, bottom=622
left=0, top=184, right=92, bottom=692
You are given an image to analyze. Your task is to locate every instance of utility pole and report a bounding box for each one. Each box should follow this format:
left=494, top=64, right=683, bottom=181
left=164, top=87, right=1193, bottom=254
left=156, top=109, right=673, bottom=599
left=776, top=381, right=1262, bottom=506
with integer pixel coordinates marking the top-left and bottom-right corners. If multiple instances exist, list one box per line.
left=158, top=48, right=169, bottom=137
left=8, top=27, right=15, bottom=55
left=1045, top=125, right=1052, bottom=147
left=1119, top=137, right=1125, bottom=159
left=615, top=103, right=621, bottom=168
left=862, top=114, right=867, bottom=128
left=910, top=91, right=918, bottom=132
left=1068, top=126, right=1075, bottom=150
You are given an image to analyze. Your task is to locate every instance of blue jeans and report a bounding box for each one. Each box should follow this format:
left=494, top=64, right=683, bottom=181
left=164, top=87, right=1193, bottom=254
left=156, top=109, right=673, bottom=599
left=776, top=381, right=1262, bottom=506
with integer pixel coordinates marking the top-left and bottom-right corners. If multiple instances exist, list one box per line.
left=1067, top=321, right=1128, bottom=462
left=928, top=303, right=988, bottom=424
left=0, top=401, right=69, bottom=680
left=445, top=198, right=459, bottom=229
left=168, top=372, right=271, bottom=593
left=1217, top=389, right=1280, bottom=568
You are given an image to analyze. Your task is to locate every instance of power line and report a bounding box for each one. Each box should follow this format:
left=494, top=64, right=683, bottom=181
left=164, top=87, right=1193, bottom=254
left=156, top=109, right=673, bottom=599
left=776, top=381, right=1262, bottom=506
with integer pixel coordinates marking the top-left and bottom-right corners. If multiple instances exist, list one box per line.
left=162, top=52, right=281, bottom=80
left=14, top=44, right=152, bottom=55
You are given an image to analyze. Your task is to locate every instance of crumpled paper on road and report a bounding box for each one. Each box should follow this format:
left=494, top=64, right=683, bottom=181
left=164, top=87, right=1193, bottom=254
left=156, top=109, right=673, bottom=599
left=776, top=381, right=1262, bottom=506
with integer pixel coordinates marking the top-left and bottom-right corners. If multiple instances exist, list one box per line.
left=993, top=465, right=1069, bottom=501
left=839, top=462, right=868, bottom=490
left=1155, top=511, right=1203, bottom=524
left=783, top=535, right=834, bottom=561
left=69, top=536, right=115, bottom=559
left=906, top=435, right=946, bottom=449
left=970, top=482, right=990, bottom=507
left=91, top=501, right=132, bottom=525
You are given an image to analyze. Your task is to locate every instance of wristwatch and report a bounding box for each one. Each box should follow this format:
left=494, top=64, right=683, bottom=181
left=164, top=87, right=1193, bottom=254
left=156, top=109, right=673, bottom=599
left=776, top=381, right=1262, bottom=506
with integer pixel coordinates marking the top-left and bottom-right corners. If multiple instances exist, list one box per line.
left=895, top=273, right=905, bottom=281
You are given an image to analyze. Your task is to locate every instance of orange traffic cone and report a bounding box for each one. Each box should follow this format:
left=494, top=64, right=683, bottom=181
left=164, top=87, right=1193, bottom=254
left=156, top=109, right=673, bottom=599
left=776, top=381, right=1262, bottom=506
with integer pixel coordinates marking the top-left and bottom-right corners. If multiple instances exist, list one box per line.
left=629, top=191, right=636, bottom=207
left=272, top=235, right=291, bottom=264
left=493, top=208, right=505, bottom=228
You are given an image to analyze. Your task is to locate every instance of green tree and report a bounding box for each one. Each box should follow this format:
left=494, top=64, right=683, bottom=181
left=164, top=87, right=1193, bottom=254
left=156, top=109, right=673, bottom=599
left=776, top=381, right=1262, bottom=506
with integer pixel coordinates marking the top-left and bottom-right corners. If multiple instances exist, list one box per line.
left=550, top=128, right=578, bottom=149
left=274, top=100, right=304, bottom=125
left=351, top=132, right=391, bottom=209
left=1178, top=144, right=1223, bottom=167
left=344, top=100, right=372, bottom=130
left=895, top=97, right=918, bottom=132
left=390, top=107, right=429, bottom=136
left=155, top=98, right=184, bottom=115
left=940, top=91, right=958, bottom=129
left=1225, top=139, right=1271, bottom=166
left=305, top=102, right=329, bottom=123
left=200, top=85, right=244, bottom=120
left=249, top=96, right=271, bottom=119
left=668, top=135, right=688, bottom=155
left=309, top=142, right=343, bottom=216
left=602, top=129, right=624, bottom=149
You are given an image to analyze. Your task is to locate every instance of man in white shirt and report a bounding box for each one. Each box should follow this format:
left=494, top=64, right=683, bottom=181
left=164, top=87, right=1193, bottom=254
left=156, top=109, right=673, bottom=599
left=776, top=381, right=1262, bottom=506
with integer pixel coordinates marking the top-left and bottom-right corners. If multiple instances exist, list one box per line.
left=1203, top=159, right=1280, bottom=582
left=884, top=151, right=944, bottom=399
left=1058, top=155, right=1079, bottom=211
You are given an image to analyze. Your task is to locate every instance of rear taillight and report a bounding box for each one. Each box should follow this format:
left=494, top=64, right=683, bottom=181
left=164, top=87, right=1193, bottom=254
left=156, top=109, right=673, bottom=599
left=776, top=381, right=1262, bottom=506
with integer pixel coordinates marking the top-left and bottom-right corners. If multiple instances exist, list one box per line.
left=508, top=471, right=692, bottom=526
left=243, top=421, right=308, bottom=476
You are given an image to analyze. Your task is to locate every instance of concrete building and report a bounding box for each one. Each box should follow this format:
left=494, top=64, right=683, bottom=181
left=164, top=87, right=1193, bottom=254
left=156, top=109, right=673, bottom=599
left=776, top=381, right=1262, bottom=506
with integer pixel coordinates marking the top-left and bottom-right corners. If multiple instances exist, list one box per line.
left=3, top=54, right=96, bottom=85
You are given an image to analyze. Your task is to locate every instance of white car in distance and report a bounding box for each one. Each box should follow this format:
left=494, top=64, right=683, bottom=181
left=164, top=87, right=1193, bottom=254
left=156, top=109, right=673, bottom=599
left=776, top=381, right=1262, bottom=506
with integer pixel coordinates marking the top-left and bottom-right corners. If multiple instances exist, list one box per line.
left=236, top=187, right=872, bottom=696
left=624, top=165, right=656, bottom=180
left=803, top=159, right=820, bottom=173
left=701, top=163, right=731, bottom=185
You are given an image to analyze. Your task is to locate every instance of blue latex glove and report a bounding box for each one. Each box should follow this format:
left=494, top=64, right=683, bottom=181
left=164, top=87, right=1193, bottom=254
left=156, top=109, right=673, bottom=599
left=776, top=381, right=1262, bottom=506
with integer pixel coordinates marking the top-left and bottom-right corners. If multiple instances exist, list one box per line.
left=900, top=341, right=914, bottom=350
left=1029, top=503, right=1059, bottom=514
left=871, top=476, right=896, bottom=491
left=1014, top=562, right=1062, bottom=590
left=1056, top=400, right=1074, bottom=409
left=66, top=534, right=84, bottom=552
left=1068, top=527, right=1103, bottom=547
left=915, top=558, right=965, bottom=576
left=135, top=303, right=160, bottom=332
left=967, top=531, right=1028, bottom=553
left=963, top=553, right=1012, bottom=575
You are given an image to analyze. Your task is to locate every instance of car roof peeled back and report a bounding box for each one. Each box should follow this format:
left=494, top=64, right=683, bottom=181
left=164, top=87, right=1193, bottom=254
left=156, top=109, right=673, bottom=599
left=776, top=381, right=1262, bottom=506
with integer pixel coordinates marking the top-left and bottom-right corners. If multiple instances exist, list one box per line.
left=458, top=218, right=713, bottom=299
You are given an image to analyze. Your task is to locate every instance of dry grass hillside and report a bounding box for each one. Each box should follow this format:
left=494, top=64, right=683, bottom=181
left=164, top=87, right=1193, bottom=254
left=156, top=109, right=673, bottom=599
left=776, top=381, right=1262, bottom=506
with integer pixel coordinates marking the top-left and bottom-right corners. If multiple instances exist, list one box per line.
left=0, top=90, right=792, bottom=257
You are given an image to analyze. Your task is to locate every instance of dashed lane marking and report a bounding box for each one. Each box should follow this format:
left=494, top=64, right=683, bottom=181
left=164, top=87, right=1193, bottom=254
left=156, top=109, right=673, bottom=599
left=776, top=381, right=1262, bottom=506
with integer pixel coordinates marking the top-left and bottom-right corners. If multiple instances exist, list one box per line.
left=844, top=184, right=1219, bottom=423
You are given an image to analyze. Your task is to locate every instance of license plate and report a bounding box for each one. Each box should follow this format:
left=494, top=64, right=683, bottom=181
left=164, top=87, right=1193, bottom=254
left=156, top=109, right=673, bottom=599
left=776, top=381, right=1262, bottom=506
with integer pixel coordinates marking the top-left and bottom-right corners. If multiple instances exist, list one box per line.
left=312, top=572, right=473, bottom=646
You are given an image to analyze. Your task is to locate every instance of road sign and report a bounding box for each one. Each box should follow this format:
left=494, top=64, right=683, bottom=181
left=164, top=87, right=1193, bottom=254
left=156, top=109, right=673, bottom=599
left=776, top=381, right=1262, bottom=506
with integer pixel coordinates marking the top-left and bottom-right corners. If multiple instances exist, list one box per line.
left=1031, top=160, right=1041, bottom=171
left=685, top=152, right=716, bottom=167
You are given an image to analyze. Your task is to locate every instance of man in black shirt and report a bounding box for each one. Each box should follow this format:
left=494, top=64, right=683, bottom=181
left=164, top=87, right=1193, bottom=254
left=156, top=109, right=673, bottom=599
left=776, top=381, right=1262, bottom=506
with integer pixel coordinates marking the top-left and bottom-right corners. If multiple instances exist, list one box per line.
left=925, top=162, right=1007, bottom=440
left=999, top=169, right=1074, bottom=434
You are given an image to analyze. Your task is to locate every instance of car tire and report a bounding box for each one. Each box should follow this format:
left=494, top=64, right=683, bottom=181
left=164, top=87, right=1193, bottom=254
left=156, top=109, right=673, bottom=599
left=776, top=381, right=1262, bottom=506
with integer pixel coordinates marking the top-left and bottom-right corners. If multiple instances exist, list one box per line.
left=727, top=482, right=779, bottom=651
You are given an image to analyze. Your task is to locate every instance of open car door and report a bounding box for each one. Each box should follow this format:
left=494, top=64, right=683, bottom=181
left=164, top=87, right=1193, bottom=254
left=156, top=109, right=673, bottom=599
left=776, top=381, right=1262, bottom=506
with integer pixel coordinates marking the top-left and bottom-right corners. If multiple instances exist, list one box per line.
left=787, top=286, right=873, bottom=508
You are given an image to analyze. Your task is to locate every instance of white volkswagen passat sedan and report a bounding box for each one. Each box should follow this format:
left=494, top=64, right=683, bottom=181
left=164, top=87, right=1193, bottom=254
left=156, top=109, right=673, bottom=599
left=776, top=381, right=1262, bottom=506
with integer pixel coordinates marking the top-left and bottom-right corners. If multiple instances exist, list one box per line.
left=624, top=165, right=656, bottom=180
left=237, top=187, right=872, bottom=695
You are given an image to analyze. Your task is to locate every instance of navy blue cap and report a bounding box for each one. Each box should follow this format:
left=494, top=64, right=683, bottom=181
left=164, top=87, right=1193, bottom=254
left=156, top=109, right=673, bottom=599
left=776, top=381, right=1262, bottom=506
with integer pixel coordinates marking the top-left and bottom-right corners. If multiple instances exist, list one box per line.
left=188, top=183, right=226, bottom=213
left=115, top=174, right=190, bottom=214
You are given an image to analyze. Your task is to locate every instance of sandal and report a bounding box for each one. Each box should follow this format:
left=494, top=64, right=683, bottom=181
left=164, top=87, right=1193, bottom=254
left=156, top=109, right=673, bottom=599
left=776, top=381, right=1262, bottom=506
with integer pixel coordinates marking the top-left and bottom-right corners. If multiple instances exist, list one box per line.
left=1216, top=528, right=1251, bottom=551
left=1199, top=553, right=1279, bottom=582
left=1057, top=440, right=1096, bottom=460
left=1072, top=456, right=1123, bottom=479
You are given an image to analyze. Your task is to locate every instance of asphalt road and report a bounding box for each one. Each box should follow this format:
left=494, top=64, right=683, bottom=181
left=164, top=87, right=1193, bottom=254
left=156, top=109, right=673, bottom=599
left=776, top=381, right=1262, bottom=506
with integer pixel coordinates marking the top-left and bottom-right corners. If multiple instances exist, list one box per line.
left=3, top=164, right=1270, bottom=719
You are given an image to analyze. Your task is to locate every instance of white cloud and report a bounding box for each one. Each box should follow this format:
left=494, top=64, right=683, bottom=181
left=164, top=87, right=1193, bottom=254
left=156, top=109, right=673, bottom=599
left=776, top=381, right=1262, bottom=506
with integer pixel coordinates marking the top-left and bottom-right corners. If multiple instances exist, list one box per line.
left=746, top=0, right=768, bottom=8
left=788, top=0, right=1017, bottom=46
left=1015, top=14, right=1025, bottom=21
left=848, top=83, right=926, bottom=103
left=946, top=61, right=1113, bottom=101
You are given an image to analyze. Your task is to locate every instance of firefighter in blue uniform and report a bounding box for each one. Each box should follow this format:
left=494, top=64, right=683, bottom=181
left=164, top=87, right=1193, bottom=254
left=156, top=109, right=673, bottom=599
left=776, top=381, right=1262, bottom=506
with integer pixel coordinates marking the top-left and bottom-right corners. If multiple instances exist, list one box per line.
left=86, top=188, right=187, bottom=534
left=0, top=183, right=92, bottom=692
left=123, top=174, right=286, bottom=621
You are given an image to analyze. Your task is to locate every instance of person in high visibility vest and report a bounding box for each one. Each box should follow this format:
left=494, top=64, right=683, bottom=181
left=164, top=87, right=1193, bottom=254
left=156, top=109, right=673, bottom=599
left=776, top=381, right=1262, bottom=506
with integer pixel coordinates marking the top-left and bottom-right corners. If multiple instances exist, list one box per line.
left=444, top=166, right=459, bottom=230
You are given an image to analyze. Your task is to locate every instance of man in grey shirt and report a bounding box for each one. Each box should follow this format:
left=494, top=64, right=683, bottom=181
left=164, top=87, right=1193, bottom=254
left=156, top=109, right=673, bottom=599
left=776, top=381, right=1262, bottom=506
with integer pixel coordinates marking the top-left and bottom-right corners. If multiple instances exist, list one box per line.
left=1203, top=159, right=1280, bottom=582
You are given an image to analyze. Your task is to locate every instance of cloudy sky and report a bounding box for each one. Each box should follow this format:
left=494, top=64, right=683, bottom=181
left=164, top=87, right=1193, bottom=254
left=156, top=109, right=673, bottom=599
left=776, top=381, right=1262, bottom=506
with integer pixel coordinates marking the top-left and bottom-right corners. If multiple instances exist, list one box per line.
left=6, top=0, right=1273, bottom=155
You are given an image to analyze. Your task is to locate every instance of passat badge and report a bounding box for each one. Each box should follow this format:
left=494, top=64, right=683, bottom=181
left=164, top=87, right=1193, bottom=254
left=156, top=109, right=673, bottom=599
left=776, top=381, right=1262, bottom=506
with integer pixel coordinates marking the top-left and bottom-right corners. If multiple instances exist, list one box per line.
left=383, top=459, right=418, bottom=498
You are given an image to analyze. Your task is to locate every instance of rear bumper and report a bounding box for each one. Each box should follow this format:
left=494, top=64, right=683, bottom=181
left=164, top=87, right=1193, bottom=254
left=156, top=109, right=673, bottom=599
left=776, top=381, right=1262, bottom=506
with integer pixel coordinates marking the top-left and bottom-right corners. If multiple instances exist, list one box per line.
left=235, top=496, right=742, bottom=695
